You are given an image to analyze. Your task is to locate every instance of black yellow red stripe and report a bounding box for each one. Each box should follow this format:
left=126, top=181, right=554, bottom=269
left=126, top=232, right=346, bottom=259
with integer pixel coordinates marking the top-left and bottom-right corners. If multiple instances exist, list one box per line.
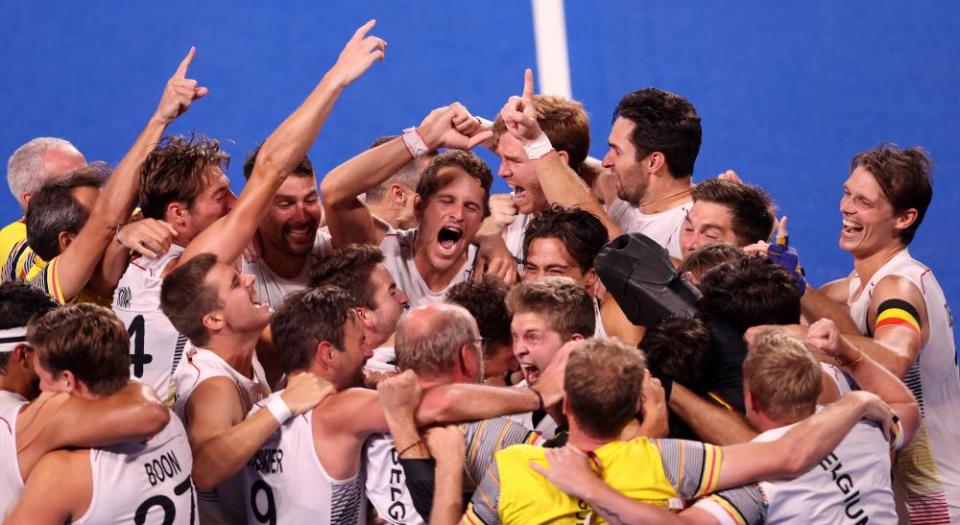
left=876, top=298, right=921, bottom=334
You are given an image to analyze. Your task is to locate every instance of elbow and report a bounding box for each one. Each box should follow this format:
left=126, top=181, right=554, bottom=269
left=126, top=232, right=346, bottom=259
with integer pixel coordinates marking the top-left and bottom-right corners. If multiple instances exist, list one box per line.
left=136, top=401, right=171, bottom=437
left=318, top=175, right=348, bottom=207
left=191, top=464, right=219, bottom=492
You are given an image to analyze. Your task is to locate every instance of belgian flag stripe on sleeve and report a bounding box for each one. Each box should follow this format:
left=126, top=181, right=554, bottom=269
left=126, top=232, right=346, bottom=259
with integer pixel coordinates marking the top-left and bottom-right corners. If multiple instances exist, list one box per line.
left=876, top=298, right=921, bottom=334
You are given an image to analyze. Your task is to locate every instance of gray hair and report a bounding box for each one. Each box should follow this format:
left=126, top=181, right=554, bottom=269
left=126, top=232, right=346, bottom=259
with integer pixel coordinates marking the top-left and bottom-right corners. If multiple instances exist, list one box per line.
left=7, top=137, right=82, bottom=209
left=364, top=159, right=425, bottom=204
left=396, top=303, right=479, bottom=377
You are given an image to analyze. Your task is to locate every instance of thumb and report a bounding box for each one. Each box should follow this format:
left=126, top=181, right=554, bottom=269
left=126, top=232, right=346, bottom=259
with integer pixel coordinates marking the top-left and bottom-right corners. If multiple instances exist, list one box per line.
left=466, top=130, right=494, bottom=149
left=529, top=461, right=549, bottom=477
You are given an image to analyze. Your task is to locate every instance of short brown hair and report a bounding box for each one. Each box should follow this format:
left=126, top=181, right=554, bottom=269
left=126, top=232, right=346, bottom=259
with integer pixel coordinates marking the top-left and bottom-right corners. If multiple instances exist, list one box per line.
left=160, top=253, right=222, bottom=346
left=308, top=244, right=384, bottom=310
left=850, top=143, right=933, bottom=244
left=271, top=286, right=360, bottom=374
left=678, top=243, right=746, bottom=282
left=506, top=277, right=594, bottom=339
left=446, top=277, right=512, bottom=357
left=565, top=338, right=646, bottom=438
left=493, top=95, right=591, bottom=173
left=742, top=330, right=822, bottom=424
left=27, top=304, right=130, bottom=396
left=139, top=134, right=230, bottom=220
left=416, top=150, right=492, bottom=217
left=396, top=303, right=479, bottom=377
left=26, top=165, right=108, bottom=260
left=692, top=178, right=776, bottom=246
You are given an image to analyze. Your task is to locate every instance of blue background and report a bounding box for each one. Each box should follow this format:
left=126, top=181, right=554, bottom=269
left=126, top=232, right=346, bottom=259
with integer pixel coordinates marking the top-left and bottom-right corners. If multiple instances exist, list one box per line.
left=2, top=1, right=958, bottom=322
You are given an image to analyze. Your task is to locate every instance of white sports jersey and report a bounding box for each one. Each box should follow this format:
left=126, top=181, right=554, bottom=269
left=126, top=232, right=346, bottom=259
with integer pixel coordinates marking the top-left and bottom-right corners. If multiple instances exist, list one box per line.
left=506, top=380, right=558, bottom=439
left=379, top=228, right=476, bottom=307
left=242, top=391, right=365, bottom=525
left=113, top=244, right=188, bottom=405
left=593, top=298, right=607, bottom=338
left=365, top=417, right=541, bottom=524
left=173, top=347, right=270, bottom=525
left=847, top=249, right=960, bottom=524
left=364, top=346, right=398, bottom=373
left=606, top=198, right=690, bottom=259
left=241, top=228, right=334, bottom=310
left=0, top=391, right=27, bottom=519
left=73, top=415, right=195, bottom=525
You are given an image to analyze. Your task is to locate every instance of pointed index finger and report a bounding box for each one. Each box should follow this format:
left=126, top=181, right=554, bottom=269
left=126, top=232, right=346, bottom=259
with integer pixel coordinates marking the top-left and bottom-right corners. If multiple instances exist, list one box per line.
left=174, top=46, right=196, bottom=79
left=353, top=19, right=376, bottom=41
left=522, top=68, right=534, bottom=102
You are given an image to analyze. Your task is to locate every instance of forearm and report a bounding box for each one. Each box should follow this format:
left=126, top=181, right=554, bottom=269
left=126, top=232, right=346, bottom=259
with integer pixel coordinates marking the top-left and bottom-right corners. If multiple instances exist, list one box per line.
left=94, top=116, right=169, bottom=228
left=87, top=237, right=131, bottom=295
left=321, top=138, right=411, bottom=207
left=52, top=383, right=169, bottom=449
left=800, top=287, right=859, bottom=334
left=191, top=409, right=280, bottom=491
left=669, top=384, right=756, bottom=445
left=416, top=384, right=539, bottom=425
left=576, top=477, right=685, bottom=525
left=843, top=333, right=913, bottom=378
left=429, top=457, right=464, bottom=525
left=384, top=410, right=428, bottom=459
left=835, top=336, right=919, bottom=440
left=533, top=152, right=621, bottom=239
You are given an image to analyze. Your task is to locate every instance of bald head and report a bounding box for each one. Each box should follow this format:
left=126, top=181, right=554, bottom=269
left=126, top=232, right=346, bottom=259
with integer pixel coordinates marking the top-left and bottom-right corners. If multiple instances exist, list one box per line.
left=7, top=137, right=86, bottom=211
left=395, top=303, right=481, bottom=379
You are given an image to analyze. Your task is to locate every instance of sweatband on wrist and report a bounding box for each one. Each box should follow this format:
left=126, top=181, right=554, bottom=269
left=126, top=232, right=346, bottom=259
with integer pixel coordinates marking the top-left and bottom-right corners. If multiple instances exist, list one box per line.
left=402, top=127, right=430, bottom=158
left=0, top=327, right=27, bottom=354
left=266, top=395, right=293, bottom=424
left=523, top=132, right=553, bottom=160
left=475, top=116, right=494, bottom=131
left=875, top=299, right=922, bottom=335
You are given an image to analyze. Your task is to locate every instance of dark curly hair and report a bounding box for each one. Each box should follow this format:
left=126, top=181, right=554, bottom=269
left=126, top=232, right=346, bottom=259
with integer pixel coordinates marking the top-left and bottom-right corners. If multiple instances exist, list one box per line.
left=523, top=205, right=608, bottom=272
left=641, top=315, right=712, bottom=387
left=446, top=276, right=512, bottom=358
left=698, top=256, right=800, bottom=335
left=0, top=282, right=58, bottom=373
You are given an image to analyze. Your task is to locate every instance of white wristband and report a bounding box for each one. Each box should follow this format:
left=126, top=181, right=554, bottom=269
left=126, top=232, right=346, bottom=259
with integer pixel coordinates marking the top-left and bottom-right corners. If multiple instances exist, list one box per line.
left=402, top=127, right=430, bottom=158
left=523, top=132, right=554, bottom=160
left=266, top=395, right=293, bottom=424
left=475, top=116, right=495, bottom=132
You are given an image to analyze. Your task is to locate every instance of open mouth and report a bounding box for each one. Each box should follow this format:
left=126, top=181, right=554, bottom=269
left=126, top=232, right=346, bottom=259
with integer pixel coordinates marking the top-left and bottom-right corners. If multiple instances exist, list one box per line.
left=519, top=363, right=540, bottom=384
left=437, top=226, right=463, bottom=252
left=512, top=186, right=527, bottom=203
left=283, top=221, right=317, bottom=242
left=841, top=218, right=864, bottom=236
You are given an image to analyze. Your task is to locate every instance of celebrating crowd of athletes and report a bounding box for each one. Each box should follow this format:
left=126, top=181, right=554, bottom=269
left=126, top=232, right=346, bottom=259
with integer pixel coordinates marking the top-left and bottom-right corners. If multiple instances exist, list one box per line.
left=0, top=19, right=957, bottom=525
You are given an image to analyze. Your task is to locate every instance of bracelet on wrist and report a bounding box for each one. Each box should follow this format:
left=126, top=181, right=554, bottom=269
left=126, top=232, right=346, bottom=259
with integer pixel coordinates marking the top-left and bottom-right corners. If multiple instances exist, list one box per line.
left=402, top=127, right=430, bottom=158
left=396, top=439, right=424, bottom=458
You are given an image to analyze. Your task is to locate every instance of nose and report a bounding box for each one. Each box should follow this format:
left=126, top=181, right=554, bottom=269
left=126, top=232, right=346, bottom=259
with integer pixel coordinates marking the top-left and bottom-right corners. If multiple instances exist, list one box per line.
left=241, top=273, right=256, bottom=289
left=601, top=149, right=615, bottom=168
left=499, top=161, right=512, bottom=180
left=396, top=289, right=409, bottom=307
left=839, top=193, right=855, bottom=215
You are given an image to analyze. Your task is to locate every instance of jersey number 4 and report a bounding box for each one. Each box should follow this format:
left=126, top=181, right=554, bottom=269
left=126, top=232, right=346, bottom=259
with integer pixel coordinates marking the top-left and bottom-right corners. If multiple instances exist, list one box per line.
left=128, top=315, right=152, bottom=378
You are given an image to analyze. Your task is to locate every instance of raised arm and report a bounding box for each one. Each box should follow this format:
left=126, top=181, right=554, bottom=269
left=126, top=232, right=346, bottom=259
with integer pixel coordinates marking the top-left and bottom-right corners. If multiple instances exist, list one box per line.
left=321, top=103, right=492, bottom=247
left=498, top=69, right=621, bottom=239
left=53, top=48, right=204, bottom=302
left=186, top=373, right=331, bottom=491
left=182, top=20, right=386, bottom=265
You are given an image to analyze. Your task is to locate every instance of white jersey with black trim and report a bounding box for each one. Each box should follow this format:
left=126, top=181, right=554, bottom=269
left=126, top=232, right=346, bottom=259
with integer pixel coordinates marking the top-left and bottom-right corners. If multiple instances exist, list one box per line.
left=593, top=298, right=607, bottom=338
left=72, top=415, right=195, bottom=525
left=113, top=244, right=188, bottom=405
left=754, top=416, right=897, bottom=524
left=606, top=198, right=689, bottom=259
left=172, top=347, right=270, bottom=525
left=847, top=248, right=960, bottom=524
left=0, top=391, right=27, bottom=519
left=241, top=228, right=334, bottom=310
left=379, top=228, right=476, bottom=308
left=242, top=391, right=365, bottom=525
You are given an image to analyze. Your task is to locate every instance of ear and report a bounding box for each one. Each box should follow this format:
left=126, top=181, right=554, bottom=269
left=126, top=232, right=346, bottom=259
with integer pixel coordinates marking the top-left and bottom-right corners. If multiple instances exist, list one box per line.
left=556, top=150, right=570, bottom=166
left=413, top=194, right=423, bottom=222
left=166, top=201, right=188, bottom=227
left=561, top=394, right=570, bottom=418
left=13, top=345, right=32, bottom=370
left=390, top=184, right=408, bottom=207
left=315, top=340, right=338, bottom=370
left=583, top=268, right=598, bottom=290
left=647, top=151, right=667, bottom=175
left=201, top=311, right=225, bottom=334
left=57, top=231, right=74, bottom=254
left=681, top=271, right=698, bottom=286
left=20, top=192, right=32, bottom=207
left=61, top=369, right=79, bottom=394
left=894, top=208, right=918, bottom=235
left=459, top=343, right=481, bottom=380
left=570, top=333, right=585, bottom=342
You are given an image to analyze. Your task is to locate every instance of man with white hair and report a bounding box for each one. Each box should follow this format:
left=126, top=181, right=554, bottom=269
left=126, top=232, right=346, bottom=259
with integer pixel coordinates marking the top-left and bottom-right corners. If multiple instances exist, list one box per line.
left=1, top=137, right=86, bottom=283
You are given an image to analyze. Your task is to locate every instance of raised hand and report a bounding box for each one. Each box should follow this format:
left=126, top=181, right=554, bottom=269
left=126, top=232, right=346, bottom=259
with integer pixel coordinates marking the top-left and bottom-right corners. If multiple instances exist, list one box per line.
left=117, top=218, right=177, bottom=258
left=424, top=425, right=466, bottom=466
left=377, top=369, right=422, bottom=420
left=328, top=19, right=386, bottom=88
left=531, top=340, right=577, bottom=408
left=488, top=193, right=519, bottom=230
left=851, top=391, right=896, bottom=441
left=281, top=372, right=335, bottom=416
left=154, top=47, right=208, bottom=124
left=499, top=68, right=542, bottom=143
left=416, top=103, right=493, bottom=150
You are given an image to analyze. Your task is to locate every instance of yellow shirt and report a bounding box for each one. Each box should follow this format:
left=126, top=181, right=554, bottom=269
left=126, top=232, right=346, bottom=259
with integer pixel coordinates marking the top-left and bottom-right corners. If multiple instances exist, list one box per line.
left=0, top=219, right=32, bottom=283
left=465, top=438, right=723, bottom=525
